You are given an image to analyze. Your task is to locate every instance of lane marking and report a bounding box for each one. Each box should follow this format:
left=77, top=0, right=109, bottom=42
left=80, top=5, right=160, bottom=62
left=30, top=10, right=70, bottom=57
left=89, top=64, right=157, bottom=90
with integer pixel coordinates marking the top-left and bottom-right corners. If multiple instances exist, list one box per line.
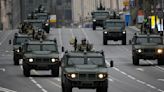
left=147, top=60, right=164, bottom=72
left=53, top=78, right=61, bottom=82
left=0, top=68, right=5, bottom=72
left=48, top=80, right=61, bottom=88
left=136, top=68, right=144, bottom=72
left=29, top=77, right=48, bottom=92
left=105, top=60, right=164, bottom=91
left=0, top=86, right=17, bottom=92
left=20, top=66, right=48, bottom=92
left=158, top=79, right=164, bottom=82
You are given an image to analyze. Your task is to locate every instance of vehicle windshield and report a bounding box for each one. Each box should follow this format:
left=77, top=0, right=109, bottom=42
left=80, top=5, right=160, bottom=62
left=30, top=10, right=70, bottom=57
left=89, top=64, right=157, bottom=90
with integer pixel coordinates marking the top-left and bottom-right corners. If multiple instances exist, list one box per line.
left=30, top=22, right=42, bottom=28
left=15, top=37, right=29, bottom=45
left=37, top=15, right=47, bottom=20
left=136, top=37, right=162, bottom=44
left=67, top=57, right=104, bottom=65
left=105, top=22, right=124, bottom=28
left=26, top=44, right=57, bottom=52
left=93, top=12, right=109, bottom=18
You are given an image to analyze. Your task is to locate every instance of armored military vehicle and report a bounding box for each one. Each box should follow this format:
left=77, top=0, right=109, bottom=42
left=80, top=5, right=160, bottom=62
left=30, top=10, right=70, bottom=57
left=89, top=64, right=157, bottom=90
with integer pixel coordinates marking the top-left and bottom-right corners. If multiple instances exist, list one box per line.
left=22, top=39, right=60, bottom=77
left=12, top=33, right=32, bottom=65
left=132, top=33, right=164, bottom=65
left=91, top=10, right=109, bottom=30
left=103, top=19, right=126, bottom=45
left=61, top=50, right=111, bottom=92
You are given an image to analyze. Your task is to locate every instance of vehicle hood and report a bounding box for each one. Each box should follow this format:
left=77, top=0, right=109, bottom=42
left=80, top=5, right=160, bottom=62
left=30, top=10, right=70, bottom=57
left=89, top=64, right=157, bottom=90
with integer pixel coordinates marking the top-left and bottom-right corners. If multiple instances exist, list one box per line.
left=65, top=65, right=107, bottom=73
left=13, top=45, right=21, bottom=49
left=24, top=51, right=59, bottom=58
left=106, top=27, right=123, bottom=32
left=134, top=44, right=164, bottom=49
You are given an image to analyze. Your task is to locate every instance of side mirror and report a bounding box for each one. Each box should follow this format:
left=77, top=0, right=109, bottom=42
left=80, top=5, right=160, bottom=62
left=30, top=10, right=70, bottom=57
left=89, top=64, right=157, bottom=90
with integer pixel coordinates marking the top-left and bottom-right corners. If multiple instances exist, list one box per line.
left=9, top=40, right=12, bottom=45
left=110, top=60, right=114, bottom=67
left=61, top=46, right=65, bottom=52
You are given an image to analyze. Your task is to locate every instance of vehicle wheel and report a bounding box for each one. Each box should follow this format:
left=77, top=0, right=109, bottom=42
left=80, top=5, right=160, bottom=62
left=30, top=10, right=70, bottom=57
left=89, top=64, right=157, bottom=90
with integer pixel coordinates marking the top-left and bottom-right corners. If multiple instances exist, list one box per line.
left=14, top=57, right=19, bottom=65
left=103, top=37, right=107, bottom=45
left=62, top=79, right=72, bottom=92
left=133, top=56, right=139, bottom=65
left=93, top=24, right=96, bottom=30
left=122, top=38, right=126, bottom=45
left=157, top=58, right=164, bottom=65
left=23, top=66, right=30, bottom=77
left=96, top=81, right=108, bottom=92
left=51, top=67, right=59, bottom=77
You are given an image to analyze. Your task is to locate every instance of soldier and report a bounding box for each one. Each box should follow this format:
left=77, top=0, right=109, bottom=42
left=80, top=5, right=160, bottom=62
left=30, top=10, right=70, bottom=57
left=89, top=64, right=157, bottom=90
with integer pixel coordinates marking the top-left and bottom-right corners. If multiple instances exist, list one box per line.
left=77, top=38, right=92, bottom=51
left=74, top=37, right=77, bottom=51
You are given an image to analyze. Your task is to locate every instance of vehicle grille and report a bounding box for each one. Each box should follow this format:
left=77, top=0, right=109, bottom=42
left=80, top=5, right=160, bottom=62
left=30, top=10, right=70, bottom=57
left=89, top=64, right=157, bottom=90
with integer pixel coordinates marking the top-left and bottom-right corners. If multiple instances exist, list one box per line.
left=143, top=49, right=155, bottom=53
left=35, top=58, right=50, bottom=62
left=79, top=73, right=96, bottom=80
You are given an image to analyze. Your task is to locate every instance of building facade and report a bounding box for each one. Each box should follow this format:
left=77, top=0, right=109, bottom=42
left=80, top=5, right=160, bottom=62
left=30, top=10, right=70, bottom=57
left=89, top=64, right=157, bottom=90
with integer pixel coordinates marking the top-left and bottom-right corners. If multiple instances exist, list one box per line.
left=72, top=0, right=124, bottom=23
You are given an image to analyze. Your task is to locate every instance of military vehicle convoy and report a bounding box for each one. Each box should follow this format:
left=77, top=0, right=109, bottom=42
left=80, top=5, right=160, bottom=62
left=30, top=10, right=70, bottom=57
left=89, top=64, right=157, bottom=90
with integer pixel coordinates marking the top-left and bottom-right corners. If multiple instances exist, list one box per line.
left=22, top=39, right=60, bottom=77
left=103, top=19, right=126, bottom=45
left=91, top=10, right=109, bottom=30
left=12, top=33, right=32, bottom=65
left=132, top=33, right=164, bottom=65
left=61, top=50, right=111, bottom=92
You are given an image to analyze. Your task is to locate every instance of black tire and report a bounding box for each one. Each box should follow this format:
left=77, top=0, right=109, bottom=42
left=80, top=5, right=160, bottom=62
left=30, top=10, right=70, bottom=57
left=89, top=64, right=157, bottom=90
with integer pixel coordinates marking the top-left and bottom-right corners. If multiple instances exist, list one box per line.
left=23, top=66, right=30, bottom=77
left=133, top=56, right=139, bottom=65
left=51, top=67, right=59, bottom=77
left=93, top=24, right=96, bottom=30
left=103, top=37, right=107, bottom=45
left=122, top=38, right=126, bottom=45
left=62, top=79, right=72, bottom=92
left=14, top=58, right=19, bottom=65
left=157, top=58, right=164, bottom=65
left=96, top=81, right=108, bottom=92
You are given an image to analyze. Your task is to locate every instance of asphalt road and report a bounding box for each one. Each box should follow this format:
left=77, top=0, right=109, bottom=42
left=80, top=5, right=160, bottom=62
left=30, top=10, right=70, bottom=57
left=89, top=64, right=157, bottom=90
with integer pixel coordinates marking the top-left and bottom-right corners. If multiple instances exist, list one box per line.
left=0, top=27, right=164, bottom=92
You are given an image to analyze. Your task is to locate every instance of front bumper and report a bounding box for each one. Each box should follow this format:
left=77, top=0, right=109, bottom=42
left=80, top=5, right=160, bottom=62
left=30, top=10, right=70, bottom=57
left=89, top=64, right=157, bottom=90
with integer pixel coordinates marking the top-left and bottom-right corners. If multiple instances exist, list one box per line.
left=134, top=52, right=164, bottom=60
left=23, top=60, right=60, bottom=70
left=103, top=32, right=126, bottom=40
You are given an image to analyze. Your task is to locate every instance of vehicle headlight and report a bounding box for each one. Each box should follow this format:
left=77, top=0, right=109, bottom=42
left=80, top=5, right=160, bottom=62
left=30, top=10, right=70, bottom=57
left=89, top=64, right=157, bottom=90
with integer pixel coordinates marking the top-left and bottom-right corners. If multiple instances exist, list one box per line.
left=104, top=31, right=108, bottom=34
left=45, top=23, right=49, bottom=26
left=137, top=49, right=142, bottom=53
left=67, top=73, right=77, bottom=79
left=51, top=58, right=56, bottom=62
left=29, top=58, right=33, bottom=62
left=93, top=19, right=96, bottom=22
left=98, top=73, right=107, bottom=79
left=16, top=49, right=20, bottom=52
left=123, top=31, right=126, bottom=34
left=157, top=49, right=163, bottom=54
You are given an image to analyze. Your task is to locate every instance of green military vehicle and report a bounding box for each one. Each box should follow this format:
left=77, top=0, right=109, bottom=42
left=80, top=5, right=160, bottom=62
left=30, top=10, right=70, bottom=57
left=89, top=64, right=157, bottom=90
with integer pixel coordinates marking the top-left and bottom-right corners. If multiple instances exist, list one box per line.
left=132, top=33, right=164, bottom=65
left=91, top=10, right=109, bottom=30
left=61, top=50, right=112, bottom=92
left=103, top=19, right=126, bottom=45
left=12, top=33, right=32, bottom=65
left=34, top=12, right=50, bottom=33
left=22, top=39, right=60, bottom=77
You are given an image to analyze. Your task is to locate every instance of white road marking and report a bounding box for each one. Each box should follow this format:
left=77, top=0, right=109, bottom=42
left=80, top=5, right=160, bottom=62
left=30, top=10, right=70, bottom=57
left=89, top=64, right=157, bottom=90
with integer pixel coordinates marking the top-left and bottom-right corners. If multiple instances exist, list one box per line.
left=136, top=68, right=144, bottom=72
left=69, top=28, right=74, bottom=38
left=108, top=78, right=114, bottom=82
left=147, top=60, right=164, bottom=72
left=48, top=80, right=61, bottom=88
left=29, top=77, right=48, bottom=92
left=105, top=60, right=164, bottom=92
left=53, top=78, right=61, bottom=82
left=158, top=79, right=164, bottom=82
left=58, top=29, right=63, bottom=46
left=0, top=68, right=5, bottom=72
left=0, top=86, right=17, bottom=92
